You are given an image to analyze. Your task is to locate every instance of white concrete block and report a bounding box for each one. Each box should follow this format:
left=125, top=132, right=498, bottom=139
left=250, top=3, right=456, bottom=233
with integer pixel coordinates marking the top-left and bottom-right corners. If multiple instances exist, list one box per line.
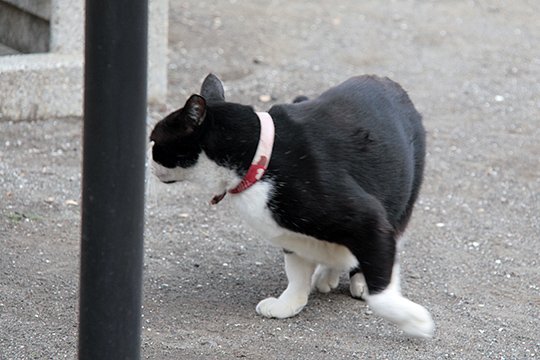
left=50, top=0, right=84, bottom=54
left=0, top=53, right=82, bottom=120
left=0, top=0, right=168, bottom=120
left=148, top=0, right=169, bottom=104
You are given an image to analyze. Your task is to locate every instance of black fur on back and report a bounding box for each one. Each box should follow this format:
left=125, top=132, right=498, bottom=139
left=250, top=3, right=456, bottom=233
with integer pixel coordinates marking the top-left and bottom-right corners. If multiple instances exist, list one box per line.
left=267, top=76, right=425, bottom=237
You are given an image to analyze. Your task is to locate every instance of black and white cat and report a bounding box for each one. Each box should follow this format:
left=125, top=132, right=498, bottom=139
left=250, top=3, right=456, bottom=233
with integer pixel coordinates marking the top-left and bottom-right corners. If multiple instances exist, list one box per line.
left=150, top=74, right=434, bottom=338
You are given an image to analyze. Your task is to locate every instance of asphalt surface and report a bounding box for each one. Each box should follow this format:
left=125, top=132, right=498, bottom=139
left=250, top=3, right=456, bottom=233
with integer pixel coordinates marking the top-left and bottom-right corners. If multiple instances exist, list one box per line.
left=1, top=0, right=539, bottom=359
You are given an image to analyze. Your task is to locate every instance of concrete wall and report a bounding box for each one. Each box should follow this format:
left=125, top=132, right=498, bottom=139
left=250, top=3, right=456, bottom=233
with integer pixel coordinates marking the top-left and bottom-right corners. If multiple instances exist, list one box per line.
left=0, top=0, right=168, bottom=121
left=0, top=0, right=50, bottom=53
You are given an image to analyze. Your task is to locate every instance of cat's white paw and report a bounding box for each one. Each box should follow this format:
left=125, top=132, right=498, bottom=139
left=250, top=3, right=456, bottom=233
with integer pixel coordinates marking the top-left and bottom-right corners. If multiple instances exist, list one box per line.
left=396, top=302, right=435, bottom=338
left=312, top=266, right=340, bottom=293
left=256, top=297, right=306, bottom=319
left=349, top=272, right=367, bottom=299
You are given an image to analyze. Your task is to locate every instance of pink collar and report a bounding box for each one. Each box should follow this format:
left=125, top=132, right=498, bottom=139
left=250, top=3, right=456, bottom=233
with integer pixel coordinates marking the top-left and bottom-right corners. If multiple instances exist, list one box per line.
left=211, top=112, right=275, bottom=205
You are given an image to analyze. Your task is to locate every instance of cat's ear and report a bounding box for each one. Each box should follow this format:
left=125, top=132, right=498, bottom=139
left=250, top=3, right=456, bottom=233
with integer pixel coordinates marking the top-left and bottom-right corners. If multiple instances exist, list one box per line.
left=200, top=73, right=225, bottom=102
left=183, top=94, right=206, bottom=128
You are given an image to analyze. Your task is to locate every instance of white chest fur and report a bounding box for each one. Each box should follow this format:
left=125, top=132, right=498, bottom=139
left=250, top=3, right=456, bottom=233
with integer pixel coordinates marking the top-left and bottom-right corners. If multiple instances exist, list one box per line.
left=230, top=181, right=358, bottom=271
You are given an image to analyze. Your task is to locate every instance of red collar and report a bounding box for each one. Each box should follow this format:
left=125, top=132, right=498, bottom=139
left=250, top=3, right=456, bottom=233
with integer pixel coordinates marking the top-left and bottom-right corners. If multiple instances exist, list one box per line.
left=211, top=112, right=275, bottom=205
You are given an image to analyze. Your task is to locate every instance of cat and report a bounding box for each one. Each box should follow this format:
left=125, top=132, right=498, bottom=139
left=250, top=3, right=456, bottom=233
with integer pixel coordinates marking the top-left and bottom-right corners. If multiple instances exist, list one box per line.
left=150, top=73, right=434, bottom=338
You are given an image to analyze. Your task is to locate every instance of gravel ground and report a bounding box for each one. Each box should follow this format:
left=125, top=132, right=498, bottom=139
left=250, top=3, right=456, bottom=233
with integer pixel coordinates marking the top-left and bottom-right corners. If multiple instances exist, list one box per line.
left=1, top=0, right=539, bottom=359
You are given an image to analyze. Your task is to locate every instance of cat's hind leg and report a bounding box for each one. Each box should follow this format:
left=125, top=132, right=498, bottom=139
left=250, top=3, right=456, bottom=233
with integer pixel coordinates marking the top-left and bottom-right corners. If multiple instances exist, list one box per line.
left=353, top=228, right=434, bottom=338
left=312, top=265, right=341, bottom=293
left=256, top=251, right=316, bottom=319
left=349, top=267, right=367, bottom=300
left=365, top=262, right=434, bottom=338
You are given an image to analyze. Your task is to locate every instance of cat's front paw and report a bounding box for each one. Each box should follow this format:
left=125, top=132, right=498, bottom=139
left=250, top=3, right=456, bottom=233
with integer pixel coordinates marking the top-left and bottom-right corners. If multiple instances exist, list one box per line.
left=256, top=297, right=306, bottom=319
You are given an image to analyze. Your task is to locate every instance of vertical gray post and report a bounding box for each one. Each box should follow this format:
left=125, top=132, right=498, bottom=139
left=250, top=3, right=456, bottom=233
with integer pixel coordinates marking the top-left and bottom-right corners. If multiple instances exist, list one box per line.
left=79, top=1, right=148, bottom=359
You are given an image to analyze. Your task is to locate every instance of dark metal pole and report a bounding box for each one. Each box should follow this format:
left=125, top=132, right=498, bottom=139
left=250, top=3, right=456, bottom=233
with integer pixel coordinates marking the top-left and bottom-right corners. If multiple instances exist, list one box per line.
left=79, top=1, right=148, bottom=359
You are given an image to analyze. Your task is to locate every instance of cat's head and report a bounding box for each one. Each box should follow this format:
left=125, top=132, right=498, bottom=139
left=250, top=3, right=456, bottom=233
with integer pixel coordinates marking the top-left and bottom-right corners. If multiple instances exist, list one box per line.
left=150, top=74, right=225, bottom=183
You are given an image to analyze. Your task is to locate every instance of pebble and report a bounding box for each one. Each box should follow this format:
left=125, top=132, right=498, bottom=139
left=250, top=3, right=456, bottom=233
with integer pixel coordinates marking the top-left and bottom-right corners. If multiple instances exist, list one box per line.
left=259, top=95, right=272, bottom=103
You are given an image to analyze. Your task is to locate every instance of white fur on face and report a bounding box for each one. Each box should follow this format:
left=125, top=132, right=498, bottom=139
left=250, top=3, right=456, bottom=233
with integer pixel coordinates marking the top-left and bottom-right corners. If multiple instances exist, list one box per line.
left=151, top=161, right=187, bottom=183
left=152, top=152, right=239, bottom=194
left=190, top=153, right=239, bottom=194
